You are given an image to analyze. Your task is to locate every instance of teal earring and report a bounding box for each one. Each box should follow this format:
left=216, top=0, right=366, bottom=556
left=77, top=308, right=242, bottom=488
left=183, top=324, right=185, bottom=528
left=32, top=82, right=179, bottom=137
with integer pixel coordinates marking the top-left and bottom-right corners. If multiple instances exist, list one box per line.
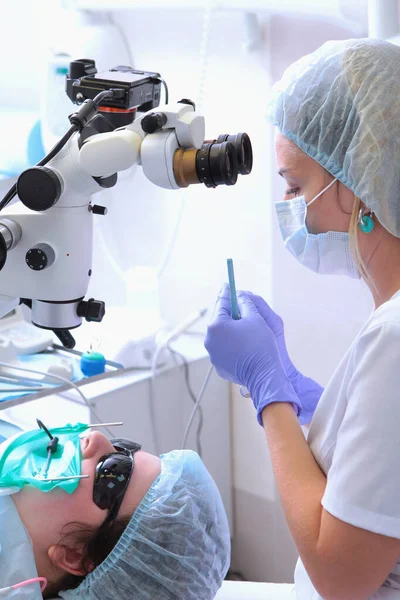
left=358, top=208, right=375, bottom=233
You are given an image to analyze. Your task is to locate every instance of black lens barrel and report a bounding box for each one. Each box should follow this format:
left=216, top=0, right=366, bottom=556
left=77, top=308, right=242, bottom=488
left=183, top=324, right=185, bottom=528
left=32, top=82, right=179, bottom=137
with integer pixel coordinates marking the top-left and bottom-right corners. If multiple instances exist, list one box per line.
left=217, top=133, right=253, bottom=175
left=196, top=140, right=238, bottom=188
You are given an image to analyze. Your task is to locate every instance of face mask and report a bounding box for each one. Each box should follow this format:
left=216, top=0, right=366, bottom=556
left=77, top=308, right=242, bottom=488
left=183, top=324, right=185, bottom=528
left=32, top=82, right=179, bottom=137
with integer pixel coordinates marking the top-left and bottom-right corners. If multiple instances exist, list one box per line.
left=275, top=179, right=360, bottom=279
left=0, top=422, right=90, bottom=496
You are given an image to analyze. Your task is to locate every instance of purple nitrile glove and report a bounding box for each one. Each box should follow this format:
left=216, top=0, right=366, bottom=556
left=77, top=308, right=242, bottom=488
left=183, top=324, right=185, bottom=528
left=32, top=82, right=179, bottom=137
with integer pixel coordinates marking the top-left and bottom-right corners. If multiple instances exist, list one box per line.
left=204, top=284, right=301, bottom=425
left=247, top=292, right=324, bottom=425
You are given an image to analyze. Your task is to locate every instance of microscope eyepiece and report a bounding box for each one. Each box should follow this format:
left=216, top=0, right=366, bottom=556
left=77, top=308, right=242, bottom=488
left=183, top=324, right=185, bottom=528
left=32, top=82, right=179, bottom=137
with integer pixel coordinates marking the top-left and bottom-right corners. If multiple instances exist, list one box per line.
left=217, top=133, right=253, bottom=176
left=198, top=140, right=238, bottom=187
left=173, top=133, right=253, bottom=189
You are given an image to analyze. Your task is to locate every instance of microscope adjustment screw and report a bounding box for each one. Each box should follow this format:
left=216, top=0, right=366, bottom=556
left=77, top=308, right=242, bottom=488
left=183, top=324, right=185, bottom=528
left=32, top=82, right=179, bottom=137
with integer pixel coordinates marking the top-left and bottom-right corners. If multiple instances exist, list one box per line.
left=141, top=112, right=168, bottom=134
left=89, top=204, right=108, bottom=216
left=77, top=298, right=106, bottom=323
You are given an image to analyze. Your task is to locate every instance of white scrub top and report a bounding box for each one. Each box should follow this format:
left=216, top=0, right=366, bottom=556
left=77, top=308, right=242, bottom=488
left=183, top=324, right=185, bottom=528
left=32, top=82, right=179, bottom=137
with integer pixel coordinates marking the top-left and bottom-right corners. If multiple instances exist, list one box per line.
left=296, top=290, right=400, bottom=599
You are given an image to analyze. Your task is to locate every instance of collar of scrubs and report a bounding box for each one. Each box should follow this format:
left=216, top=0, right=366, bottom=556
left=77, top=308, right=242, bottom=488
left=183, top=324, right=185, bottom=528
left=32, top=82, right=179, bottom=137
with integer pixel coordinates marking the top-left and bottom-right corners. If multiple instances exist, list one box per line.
left=0, top=494, right=42, bottom=599
left=390, top=289, right=400, bottom=302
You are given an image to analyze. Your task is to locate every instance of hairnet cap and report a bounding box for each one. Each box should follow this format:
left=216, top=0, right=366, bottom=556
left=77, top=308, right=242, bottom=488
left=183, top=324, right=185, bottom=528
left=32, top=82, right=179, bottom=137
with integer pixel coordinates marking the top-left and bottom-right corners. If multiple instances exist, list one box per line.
left=267, top=38, right=400, bottom=237
left=59, top=450, right=231, bottom=600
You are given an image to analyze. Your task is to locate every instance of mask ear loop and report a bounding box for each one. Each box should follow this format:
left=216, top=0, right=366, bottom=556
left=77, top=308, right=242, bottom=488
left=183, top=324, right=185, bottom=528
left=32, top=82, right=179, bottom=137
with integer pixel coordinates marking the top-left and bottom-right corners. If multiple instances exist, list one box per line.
left=306, top=178, right=338, bottom=208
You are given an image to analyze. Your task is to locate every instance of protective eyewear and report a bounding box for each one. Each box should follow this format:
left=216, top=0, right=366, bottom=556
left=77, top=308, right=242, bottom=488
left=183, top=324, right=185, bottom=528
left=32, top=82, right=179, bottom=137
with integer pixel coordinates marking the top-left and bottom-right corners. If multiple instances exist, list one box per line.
left=93, top=438, right=142, bottom=525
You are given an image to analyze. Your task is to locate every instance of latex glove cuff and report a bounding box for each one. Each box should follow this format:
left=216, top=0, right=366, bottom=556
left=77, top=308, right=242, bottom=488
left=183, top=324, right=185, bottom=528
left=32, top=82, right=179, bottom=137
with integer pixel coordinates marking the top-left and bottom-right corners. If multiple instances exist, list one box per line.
left=249, top=370, right=302, bottom=426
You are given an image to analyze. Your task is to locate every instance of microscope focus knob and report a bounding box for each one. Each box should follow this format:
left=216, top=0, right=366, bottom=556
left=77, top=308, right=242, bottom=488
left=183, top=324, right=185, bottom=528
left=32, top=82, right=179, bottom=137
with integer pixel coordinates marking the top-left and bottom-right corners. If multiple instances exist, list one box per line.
left=26, top=244, right=56, bottom=271
left=77, top=298, right=106, bottom=323
left=141, top=112, right=168, bottom=134
left=17, top=167, right=62, bottom=211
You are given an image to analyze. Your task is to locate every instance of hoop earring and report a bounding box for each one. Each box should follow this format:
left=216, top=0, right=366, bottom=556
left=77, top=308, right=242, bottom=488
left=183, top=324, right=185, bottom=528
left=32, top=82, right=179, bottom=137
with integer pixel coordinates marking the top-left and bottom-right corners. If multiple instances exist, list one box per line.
left=357, top=208, right=375, bottom=233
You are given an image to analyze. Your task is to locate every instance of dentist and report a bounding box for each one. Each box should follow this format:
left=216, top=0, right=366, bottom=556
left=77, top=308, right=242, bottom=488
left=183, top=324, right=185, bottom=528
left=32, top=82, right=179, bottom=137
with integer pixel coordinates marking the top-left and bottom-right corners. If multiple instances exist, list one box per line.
left=206, top=38, right=400, bottom=600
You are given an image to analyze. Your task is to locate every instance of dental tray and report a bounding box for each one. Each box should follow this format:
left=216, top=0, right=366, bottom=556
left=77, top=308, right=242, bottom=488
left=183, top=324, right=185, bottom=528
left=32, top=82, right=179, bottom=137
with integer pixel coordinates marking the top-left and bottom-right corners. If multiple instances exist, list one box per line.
left=0, top=344, right=123, bottom=410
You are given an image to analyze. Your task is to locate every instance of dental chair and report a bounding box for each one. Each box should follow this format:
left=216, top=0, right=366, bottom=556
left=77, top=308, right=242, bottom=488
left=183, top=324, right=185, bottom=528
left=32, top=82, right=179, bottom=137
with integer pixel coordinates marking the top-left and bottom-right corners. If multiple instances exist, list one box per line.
left=50, top=582, right=292, bottom=600
left=49, top=581, right=294, bottom=600
left=216, top=581, right=295, bottom=599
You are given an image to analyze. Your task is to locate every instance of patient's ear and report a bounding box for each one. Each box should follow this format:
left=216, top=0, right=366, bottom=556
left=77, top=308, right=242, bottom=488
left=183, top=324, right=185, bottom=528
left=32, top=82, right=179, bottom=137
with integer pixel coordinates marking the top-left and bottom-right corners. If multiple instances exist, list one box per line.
left=48, top=544, right=90, bottom=577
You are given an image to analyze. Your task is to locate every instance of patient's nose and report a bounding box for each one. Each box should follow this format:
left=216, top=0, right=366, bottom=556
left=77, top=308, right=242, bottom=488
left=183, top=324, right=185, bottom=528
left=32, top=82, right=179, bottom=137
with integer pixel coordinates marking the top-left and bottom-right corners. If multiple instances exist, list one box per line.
left=81, top=430, right=114, bottom=459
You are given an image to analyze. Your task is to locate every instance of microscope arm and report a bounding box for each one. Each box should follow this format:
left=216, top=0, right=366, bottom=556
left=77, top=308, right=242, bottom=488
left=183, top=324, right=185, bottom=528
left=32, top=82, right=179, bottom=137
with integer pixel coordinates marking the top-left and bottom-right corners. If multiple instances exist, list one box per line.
left=78, top=103, right=205, bottom=187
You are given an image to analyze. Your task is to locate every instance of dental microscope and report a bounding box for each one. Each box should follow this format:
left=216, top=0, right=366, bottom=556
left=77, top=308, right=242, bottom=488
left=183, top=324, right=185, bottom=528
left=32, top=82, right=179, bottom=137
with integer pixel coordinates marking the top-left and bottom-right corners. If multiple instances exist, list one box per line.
left=0, top=59, right=253, bottom=349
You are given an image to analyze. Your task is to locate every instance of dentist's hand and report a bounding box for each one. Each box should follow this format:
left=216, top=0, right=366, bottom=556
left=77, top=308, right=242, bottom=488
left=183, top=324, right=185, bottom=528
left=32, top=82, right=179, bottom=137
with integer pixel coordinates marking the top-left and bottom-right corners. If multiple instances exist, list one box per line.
left=246, top=293, right=324, bottom=425
left=204, top=284, right=301, bottom=425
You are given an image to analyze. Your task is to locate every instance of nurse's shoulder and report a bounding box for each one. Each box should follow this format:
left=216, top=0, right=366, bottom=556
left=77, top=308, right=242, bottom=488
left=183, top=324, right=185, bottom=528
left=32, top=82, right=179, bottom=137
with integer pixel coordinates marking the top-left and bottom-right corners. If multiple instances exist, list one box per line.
left=362, top=290, right=400, bottom=333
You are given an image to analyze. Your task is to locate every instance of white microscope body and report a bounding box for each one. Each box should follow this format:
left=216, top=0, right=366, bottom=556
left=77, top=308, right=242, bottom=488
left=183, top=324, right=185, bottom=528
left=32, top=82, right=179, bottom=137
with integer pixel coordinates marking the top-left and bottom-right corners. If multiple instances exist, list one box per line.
left=0, top=60, right=252, bottom=348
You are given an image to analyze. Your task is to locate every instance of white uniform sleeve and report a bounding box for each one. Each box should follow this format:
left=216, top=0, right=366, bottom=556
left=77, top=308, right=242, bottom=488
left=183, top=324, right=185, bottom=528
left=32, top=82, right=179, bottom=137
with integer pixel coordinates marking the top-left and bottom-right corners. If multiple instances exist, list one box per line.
left=322, top=321, right=400, bottom=538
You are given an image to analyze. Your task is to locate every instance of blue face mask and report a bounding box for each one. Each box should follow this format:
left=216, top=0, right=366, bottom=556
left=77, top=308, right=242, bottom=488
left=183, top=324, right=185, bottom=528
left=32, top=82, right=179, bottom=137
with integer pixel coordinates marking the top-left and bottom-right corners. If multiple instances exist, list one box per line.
left=274, top=179, right=360, bottom=279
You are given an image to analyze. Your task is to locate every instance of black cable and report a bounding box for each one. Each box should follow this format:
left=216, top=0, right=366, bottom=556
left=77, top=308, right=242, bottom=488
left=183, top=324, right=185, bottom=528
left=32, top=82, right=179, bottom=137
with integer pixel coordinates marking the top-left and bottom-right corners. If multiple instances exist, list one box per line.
left=0, top=123, right=79, bottom=212
left=93, top=89, right=118, bottom=107
left=0, top=88, right=118, bottom=213
left=39, top=124, right=79, bottom=166
left=168, top=347, right=203, bottom=458
left=159, top=78, right=169, bottom=105
left=0, top=183, right=17, bottom=212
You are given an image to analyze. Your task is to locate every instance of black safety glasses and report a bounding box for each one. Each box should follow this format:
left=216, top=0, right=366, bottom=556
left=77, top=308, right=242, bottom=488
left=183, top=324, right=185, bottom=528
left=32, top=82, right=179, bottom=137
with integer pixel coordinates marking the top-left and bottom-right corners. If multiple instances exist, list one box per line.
left=93, top=438, right=142, bottom=525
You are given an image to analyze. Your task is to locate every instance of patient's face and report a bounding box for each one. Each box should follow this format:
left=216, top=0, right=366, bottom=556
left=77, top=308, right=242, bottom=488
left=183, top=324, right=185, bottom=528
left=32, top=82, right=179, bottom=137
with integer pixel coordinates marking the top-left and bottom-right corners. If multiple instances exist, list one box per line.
left=12, top=430, right=161, bottom=576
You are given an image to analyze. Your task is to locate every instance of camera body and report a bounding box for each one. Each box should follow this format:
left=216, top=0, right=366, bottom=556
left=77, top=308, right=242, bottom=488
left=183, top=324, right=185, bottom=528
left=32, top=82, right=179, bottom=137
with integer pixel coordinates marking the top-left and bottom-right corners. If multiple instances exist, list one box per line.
left=67, top=59, right=162, bottom=125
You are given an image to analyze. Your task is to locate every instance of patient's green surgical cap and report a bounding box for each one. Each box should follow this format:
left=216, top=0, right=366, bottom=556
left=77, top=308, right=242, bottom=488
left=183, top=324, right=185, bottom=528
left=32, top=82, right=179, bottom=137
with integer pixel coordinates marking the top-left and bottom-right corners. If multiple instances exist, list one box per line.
left=60, top=450, right=231, bottom=600
left=267, top=38, right=400, bottom=237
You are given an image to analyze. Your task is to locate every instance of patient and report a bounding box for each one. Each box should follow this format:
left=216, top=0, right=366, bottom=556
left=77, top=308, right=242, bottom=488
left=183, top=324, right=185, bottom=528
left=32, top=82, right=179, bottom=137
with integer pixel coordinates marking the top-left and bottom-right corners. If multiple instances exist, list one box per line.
left=7, top=430, right=230, bottom=599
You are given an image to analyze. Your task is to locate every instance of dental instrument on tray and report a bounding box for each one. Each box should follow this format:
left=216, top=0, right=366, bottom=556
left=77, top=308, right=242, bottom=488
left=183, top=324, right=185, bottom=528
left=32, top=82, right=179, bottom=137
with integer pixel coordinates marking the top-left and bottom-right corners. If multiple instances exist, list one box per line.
left=0, top=361, right=115, bottom=434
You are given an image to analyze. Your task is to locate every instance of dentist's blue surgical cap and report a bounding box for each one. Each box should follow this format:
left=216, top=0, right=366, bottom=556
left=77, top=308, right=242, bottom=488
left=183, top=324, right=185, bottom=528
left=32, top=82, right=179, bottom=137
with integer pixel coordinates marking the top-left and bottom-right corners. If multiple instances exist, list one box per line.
left=59, top=450, right=231, bottom=600
left=267, top=38, right=400, bottom=237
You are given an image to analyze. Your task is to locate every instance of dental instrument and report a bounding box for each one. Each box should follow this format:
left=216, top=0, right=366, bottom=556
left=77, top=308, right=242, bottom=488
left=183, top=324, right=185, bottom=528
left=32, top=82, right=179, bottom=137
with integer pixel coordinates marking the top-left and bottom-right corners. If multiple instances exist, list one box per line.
left=226, top=259, right=251, bottom=399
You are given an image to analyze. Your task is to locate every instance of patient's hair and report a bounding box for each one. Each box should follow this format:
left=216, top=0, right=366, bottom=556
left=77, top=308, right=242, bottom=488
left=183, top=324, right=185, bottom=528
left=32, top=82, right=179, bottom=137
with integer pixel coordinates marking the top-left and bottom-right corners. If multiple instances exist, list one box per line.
left=43, top=517, right=131, bottom=598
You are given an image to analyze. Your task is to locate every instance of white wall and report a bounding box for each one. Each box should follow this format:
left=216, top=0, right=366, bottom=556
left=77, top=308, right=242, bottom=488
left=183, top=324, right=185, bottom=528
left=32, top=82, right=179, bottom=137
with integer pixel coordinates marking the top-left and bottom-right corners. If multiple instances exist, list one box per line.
left=0, top=2, right=376, bottom=584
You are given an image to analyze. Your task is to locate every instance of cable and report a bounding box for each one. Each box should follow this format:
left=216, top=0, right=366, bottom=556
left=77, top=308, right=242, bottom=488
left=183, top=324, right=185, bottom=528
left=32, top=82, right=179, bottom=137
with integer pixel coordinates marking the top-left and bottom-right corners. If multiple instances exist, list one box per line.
left=96, top=217, right=127, bottom=281
left=148, top=343, right=165, bottom=456
left=0, top=362, right=113, bottom=437
left=0, top=577, right=47, bottom=595
left=108, top=13, right=135, bottom=69
left=37, top=124, right=78, bottom=166
left=159, top=77, right=169, bottom=105
left=148, top=310, right=207, bottom=454
left=0, top=183, right=17, bottom=213
left=0, top=123, right=79, bottom=212
left=182, top=365, right=213, bottom=450
left=168, top=346, right=203, bottom=458
left=196, top=1, right=214, bottom=112
left=0, top=87, right=116, bottom=213
left=92, top=90, right=118, bottom=108
left=157, top=191, right=187, bottom=278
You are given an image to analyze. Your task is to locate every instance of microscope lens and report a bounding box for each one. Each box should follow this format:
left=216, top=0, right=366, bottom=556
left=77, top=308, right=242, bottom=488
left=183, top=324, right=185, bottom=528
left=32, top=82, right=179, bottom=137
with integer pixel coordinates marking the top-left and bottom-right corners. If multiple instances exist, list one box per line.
left=194, top=140, right=238, bottom=187
left=173, top=133, right=252, bottom=188
left=217, top=133, right=253, bottom=175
